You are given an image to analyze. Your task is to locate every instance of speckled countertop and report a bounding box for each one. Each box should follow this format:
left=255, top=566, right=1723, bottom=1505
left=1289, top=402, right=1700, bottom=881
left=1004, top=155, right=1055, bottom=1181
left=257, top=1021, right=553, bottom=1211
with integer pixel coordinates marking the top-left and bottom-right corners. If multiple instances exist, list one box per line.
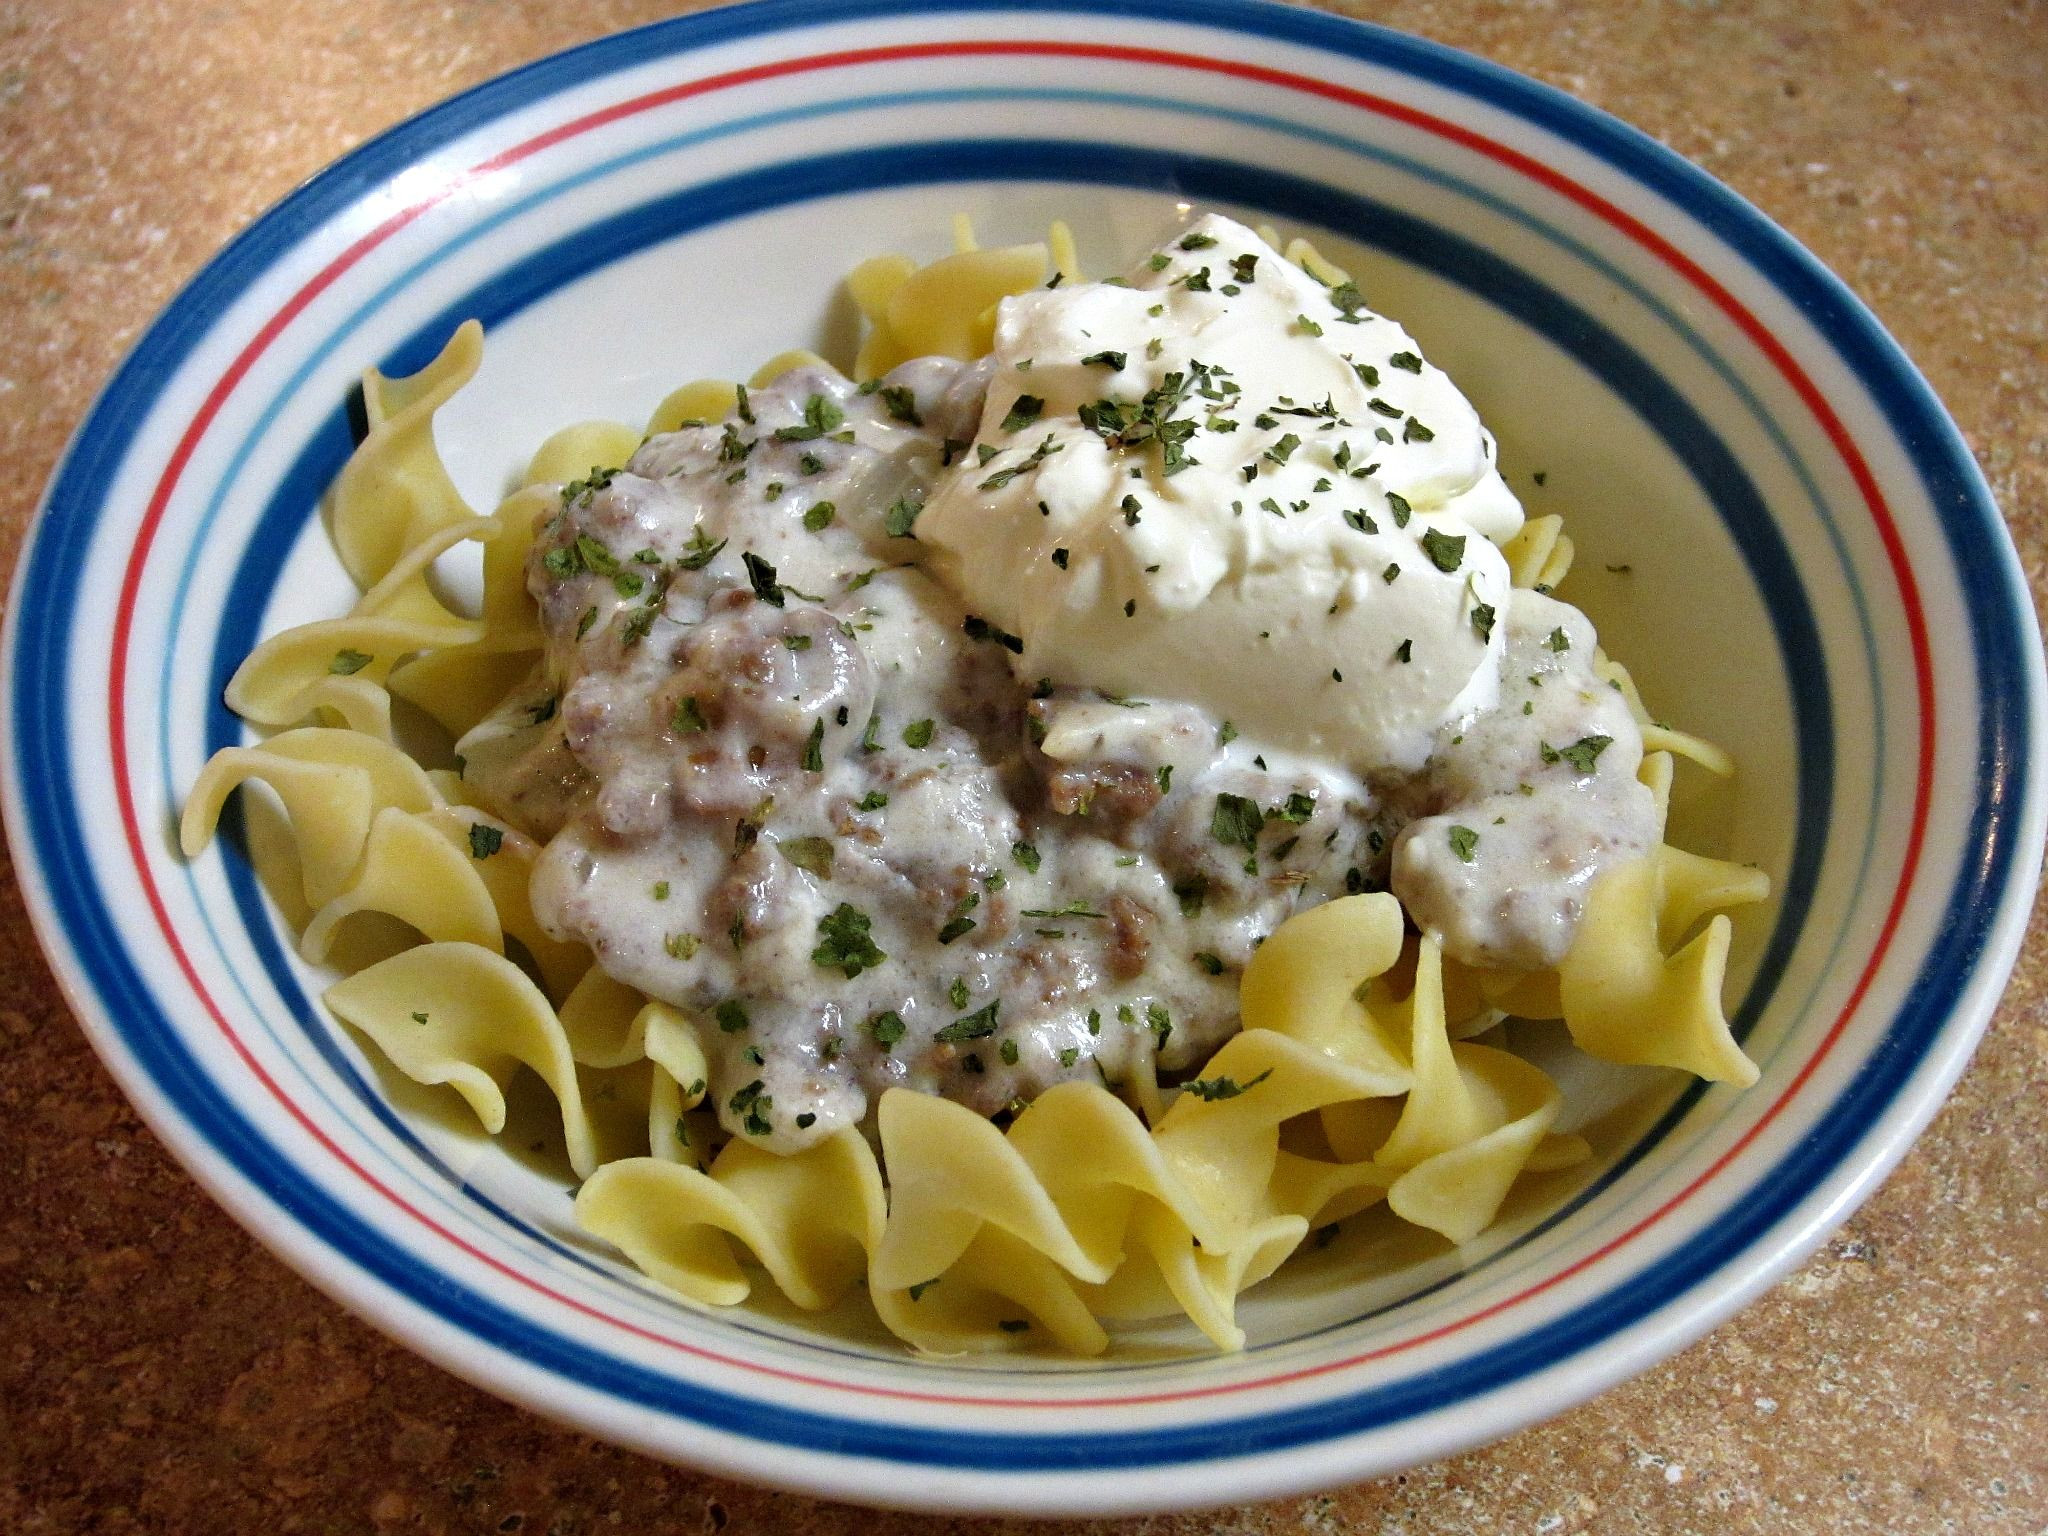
left=1, top=1, right=2042, bottom=1531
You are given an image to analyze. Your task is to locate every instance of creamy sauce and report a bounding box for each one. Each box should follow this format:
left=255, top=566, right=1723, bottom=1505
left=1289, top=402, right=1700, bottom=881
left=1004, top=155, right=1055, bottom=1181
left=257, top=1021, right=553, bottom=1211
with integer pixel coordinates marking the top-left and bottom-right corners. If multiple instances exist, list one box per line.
left=1388, top=590, right=1655, bottom=970
left=458, top=218, right=1654, bottom=1154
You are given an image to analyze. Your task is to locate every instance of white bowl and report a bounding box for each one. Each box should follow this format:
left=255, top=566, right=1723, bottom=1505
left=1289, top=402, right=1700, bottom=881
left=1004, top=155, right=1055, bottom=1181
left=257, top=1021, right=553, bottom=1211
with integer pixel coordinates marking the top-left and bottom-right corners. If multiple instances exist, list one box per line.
left=4, top=0, right=2041, bottom=1515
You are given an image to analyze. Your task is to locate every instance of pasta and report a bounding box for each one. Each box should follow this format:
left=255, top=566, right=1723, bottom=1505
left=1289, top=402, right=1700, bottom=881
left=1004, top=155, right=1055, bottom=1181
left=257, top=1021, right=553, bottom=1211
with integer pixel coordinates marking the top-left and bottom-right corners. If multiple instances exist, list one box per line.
left=180, top=217, right=1770, bottom=1355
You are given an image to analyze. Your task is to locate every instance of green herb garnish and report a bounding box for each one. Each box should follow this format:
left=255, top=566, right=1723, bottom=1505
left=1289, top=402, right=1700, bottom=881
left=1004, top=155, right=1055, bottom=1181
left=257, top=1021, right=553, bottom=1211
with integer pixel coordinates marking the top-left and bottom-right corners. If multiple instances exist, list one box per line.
left=1001, top=395, right=1045, bottom=433
left=774, top=392, right=845, bottom=441
left=877, top=384, right=922, bottom=425
left=883, top=496, right=923, bottom=539
left=561, top=465, right=617, bottom=505
left=869, top=1010, right=907, bottom=1049
left=936, top=1000, right=1000, bottom=1043
left=678, top=527, right=726, bottom=570
left=937, top=892, right=980, bottom=945
left=961, top=614, right=1024, bottom=654
left=728, top=1079, right=773, bottom=1136
left=978, top=433, right=1064, bottom=490
left=1420, top=527, right=1466, bottom=572
left=778, top=836, right=835, bottom=878
left=812, top=903, right=886, bottom=978
left=1545, top=734, right=1613, bottom=773
left=1183, top=1068, right=1274, bottom=1101
left=1211, top=792, right=1265, bottom=852
left=743, top=551, right=784, bottom=606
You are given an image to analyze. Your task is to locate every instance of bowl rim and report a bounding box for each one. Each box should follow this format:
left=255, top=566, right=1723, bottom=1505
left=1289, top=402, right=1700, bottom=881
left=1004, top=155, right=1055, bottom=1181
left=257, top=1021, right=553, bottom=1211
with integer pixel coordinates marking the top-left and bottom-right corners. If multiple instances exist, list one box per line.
left=4, top=0, right=2042, bottom=1514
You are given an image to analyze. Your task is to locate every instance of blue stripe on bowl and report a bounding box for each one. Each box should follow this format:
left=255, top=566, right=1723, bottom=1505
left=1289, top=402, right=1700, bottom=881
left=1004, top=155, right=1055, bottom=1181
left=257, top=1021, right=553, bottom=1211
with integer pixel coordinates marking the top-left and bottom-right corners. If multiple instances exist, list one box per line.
left=196, top=137, right=1831, bottom=1370
left=5, top=0, right=2034, bottom=1475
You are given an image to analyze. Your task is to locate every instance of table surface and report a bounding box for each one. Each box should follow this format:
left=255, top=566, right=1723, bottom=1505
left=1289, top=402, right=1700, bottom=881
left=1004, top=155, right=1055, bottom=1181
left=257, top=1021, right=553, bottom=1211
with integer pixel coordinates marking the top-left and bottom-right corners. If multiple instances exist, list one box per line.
left=2, top=1, right=2042, bottom=1531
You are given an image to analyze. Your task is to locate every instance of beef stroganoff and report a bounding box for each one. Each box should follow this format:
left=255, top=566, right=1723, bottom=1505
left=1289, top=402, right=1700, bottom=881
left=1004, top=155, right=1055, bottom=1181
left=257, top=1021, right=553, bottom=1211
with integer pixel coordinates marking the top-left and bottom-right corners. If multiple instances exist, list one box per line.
left=182, top=213, right=1768, bottom=1354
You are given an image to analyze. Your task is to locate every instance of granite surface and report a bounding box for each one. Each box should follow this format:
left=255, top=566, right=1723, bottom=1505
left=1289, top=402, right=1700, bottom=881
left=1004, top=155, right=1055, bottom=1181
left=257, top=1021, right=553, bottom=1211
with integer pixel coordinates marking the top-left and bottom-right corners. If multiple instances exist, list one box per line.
left=1, top=1, right=2042, bottom=1531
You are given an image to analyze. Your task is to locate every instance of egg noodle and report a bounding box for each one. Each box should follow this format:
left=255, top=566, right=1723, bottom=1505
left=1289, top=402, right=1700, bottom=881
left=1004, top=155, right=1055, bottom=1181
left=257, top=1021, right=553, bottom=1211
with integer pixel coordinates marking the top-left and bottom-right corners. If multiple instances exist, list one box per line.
left=180, top=220, right=1769, bottom=1354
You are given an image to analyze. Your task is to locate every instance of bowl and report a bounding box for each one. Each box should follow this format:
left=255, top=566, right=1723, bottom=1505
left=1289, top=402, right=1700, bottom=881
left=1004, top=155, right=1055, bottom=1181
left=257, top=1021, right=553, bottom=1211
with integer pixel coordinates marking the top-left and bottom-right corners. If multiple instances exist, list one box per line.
left=4, top=0, right=2040, bottom=1515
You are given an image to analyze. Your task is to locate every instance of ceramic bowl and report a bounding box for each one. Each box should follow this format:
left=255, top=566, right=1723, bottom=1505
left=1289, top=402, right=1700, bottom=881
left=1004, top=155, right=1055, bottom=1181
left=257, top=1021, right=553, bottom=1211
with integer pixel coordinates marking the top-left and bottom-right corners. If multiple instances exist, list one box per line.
left=4, top=0, right=2040, bottom=1515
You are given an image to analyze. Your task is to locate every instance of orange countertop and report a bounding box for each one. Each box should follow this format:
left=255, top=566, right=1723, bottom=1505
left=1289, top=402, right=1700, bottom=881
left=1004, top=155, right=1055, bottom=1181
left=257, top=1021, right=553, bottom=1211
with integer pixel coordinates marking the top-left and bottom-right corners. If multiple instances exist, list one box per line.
left=2, top=2, right=2042, bottom=1531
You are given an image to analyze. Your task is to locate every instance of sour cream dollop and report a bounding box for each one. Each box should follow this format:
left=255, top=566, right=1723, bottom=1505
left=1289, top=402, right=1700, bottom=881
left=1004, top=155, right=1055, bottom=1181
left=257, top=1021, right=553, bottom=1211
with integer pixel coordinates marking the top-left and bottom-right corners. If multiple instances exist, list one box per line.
left=916, top=213, right=1524, bottom=774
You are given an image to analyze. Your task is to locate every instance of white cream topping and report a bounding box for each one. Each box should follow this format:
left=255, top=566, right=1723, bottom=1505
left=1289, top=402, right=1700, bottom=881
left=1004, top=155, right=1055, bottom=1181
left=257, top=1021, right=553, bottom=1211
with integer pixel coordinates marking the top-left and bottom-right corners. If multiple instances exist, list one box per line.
left=917, top=213, right=1524, bottom=774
